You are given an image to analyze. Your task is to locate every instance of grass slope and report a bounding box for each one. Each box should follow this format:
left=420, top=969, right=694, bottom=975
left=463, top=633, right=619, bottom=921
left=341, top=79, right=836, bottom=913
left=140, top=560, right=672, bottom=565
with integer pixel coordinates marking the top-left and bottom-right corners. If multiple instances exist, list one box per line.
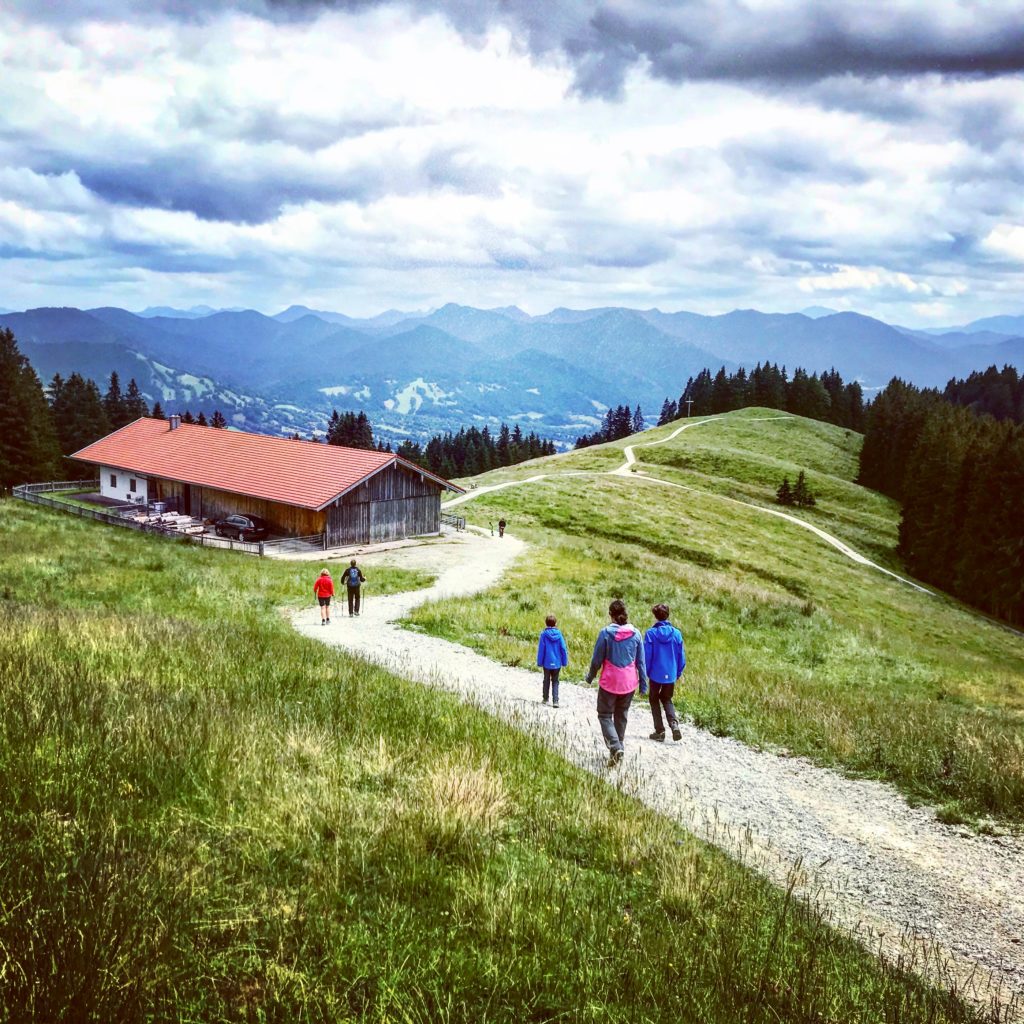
left=0, top=499, right=981, bottom=1022
left=416, top=409, right=1024, bottom=825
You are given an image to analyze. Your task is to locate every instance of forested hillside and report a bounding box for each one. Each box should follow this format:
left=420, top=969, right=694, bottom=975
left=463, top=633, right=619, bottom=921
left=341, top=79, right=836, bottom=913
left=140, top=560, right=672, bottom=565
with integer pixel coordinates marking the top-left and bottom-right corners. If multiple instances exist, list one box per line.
left=859, top=366, right=1024, bottom=627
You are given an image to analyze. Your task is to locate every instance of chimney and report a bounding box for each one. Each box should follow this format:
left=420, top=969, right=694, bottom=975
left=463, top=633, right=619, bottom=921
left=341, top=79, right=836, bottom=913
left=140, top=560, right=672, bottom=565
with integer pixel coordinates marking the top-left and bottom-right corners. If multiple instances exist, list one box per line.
left=168, top=414, right=181, bottom=431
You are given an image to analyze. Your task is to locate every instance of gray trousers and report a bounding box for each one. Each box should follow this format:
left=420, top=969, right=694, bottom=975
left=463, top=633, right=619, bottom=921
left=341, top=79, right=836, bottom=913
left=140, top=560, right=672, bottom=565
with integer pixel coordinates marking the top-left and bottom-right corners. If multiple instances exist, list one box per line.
left=597, top=687, right=634, bottom=753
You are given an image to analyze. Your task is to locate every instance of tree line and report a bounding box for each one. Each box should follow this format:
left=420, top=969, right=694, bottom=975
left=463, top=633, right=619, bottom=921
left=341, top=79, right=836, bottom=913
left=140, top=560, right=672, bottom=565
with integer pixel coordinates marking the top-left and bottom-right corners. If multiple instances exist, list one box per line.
left=319, top=408, right=556, bottom=478
left=858, top=366, right=1024, bottom=627
left=574, top=405, right=645, bottom=448
left=662, top=364, right=866, bottom=430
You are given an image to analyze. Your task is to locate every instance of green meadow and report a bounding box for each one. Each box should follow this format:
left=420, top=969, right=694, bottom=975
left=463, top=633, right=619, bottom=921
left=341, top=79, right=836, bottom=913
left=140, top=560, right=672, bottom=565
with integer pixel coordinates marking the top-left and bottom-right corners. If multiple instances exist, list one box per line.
left=418, top=409, right=1024, bottom=825
left=0, top=496, right=987, bottom=1021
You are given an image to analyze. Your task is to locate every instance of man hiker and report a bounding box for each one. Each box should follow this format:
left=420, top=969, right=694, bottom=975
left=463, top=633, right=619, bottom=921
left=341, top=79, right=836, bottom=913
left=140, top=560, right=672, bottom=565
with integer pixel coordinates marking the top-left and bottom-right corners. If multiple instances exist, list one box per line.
left=345, top=559, right=366, bottom=616
left=643, top=603, right=685, bottom=741
left=498, top=517, right=506, bottom=538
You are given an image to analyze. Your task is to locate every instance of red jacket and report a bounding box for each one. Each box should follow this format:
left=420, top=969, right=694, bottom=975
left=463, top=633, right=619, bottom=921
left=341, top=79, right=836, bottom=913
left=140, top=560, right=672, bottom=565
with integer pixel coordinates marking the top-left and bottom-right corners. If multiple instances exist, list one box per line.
left=313, top=576, right=334, bottom=598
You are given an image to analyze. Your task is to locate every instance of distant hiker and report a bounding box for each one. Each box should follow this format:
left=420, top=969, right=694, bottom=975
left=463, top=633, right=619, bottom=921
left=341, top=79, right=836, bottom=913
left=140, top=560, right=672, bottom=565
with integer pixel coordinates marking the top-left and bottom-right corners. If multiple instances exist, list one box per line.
left=585, top=599, right=648, bottom=767
left=536, top=614, right=569, bottom=708
left=498, top=517, right=506, bottom=538
left=313, top=568, right=334, bottom=625
left=345, top=559, right=366, bottom=616
left=644, top=604, right=685, bottom=742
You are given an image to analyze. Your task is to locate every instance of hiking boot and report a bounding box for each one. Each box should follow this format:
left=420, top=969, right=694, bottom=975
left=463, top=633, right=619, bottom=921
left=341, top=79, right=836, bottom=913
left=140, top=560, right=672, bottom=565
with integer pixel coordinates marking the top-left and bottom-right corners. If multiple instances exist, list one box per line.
left=671, top=725, right=682, bottom=741
left=542, top=698, right=548, bottom=705
left=552, top=701, right=559, bottom=708
left=608, top=749, right=624, bottom=768
left=649, top=730, right=666, bottom=741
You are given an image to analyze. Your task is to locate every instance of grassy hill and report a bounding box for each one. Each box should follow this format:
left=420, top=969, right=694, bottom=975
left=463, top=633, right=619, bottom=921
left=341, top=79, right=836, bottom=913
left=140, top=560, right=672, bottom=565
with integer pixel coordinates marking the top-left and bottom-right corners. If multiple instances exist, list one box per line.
left=0, top=497, right=982, bottom=1021
left=414, top=409, right=1024, bottom=825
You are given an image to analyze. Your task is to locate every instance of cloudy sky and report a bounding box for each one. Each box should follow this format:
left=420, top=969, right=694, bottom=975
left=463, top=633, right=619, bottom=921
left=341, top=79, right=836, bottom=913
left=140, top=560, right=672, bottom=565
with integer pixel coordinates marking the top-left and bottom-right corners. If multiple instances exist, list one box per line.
left=2, top=0, right=1023, bottom=324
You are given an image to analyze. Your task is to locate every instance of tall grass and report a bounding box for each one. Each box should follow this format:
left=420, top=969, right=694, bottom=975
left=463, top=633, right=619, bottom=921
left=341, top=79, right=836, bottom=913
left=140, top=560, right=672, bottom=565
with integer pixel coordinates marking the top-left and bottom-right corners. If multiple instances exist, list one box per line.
left=0, top=500, right=991, bottom=1021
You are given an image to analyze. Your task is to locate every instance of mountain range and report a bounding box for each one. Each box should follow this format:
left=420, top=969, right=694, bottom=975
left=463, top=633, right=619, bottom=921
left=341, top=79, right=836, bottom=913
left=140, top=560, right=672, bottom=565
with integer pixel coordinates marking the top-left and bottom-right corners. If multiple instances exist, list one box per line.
left=2, top=302, right=1021, bottom=444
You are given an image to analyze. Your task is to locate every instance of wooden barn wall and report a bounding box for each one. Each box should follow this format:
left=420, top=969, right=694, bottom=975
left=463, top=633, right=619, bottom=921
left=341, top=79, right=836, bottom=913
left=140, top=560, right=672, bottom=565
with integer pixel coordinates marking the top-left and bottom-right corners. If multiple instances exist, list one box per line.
left=150, top=478, right=324, bottom=536
left=325, top=463, right=442, bottom=546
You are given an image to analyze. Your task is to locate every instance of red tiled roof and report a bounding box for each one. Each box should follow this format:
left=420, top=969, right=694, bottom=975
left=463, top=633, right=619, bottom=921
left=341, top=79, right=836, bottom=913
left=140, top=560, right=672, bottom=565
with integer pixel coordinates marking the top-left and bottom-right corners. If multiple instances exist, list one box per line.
left=71, top=418, right=463, bottom=509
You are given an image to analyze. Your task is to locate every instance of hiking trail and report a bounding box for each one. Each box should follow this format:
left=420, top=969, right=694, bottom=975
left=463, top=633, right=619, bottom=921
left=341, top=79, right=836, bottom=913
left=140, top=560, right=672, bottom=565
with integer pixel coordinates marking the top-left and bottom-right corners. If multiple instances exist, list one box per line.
left=293, top=417, right=1024, bottom=1017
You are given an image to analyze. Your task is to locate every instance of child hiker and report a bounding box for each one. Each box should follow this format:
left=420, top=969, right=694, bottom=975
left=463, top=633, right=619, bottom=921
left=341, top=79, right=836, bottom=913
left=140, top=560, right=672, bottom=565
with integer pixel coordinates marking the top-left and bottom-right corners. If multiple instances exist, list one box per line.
left=585, top=599, right=647, bottom=767
left=536, top=615, right=569, bottom=708
left=313, top=568, right=334, bottom=625
left=643, top=603, right=686, bottom=741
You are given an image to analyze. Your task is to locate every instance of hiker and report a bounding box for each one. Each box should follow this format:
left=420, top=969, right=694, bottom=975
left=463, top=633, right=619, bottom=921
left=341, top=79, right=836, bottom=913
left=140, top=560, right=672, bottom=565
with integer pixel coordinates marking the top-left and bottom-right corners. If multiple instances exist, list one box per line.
left=536, top=614, right=569, bottom=708
left=498, top=517, right=506, bottom=538
left=344, top=559, right=366, bottom=616
left=644, top=604, right=685, bottom=742
left=585, top=599, right=648, bottom=766
left=313, top=568, right=334, bottom=625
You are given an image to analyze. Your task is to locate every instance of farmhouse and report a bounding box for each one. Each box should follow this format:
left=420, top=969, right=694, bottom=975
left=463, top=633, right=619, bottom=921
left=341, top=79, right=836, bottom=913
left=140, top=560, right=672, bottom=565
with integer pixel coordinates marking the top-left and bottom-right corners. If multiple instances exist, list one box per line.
left=71, top=416, right=464, bottom=546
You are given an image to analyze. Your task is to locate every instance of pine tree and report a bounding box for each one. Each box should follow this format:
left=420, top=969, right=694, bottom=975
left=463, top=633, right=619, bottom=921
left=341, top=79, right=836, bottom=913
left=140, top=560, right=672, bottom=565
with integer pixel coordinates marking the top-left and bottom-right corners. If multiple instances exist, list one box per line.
left=152, top=401, right=165, bottom=420
left=196, top=411, right=208, bottom=426
left=103, top=371, right=128, bottom=429
left=124, top=377, right=148, bottom=420
left=211, top=409, right=227, bottom=428
left=776, top=476, right=794, bottom=506
left=180, top=410, right=195, bottom=424
left=792, top=470, right=813, bottom=507
left=631, top=405, right=644, bottom=434
left=0, top=328, right=61, bottom=489
left=658, top=398, right=677, bottom=425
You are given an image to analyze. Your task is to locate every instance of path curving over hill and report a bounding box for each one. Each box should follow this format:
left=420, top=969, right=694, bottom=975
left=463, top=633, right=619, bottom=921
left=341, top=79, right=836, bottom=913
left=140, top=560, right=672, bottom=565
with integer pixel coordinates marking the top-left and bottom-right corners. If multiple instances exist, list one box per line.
left=294, top=528, right=1024, bottom=1018
left=445, top=415, right=932, bottom=594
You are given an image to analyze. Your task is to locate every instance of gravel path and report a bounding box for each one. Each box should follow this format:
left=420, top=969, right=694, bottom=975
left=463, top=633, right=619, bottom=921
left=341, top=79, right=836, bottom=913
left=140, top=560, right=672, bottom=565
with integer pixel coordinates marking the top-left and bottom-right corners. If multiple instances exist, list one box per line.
left=294, top=529, right=1023, bottom=1018
left=292, top=418, right=1023, bottom=1016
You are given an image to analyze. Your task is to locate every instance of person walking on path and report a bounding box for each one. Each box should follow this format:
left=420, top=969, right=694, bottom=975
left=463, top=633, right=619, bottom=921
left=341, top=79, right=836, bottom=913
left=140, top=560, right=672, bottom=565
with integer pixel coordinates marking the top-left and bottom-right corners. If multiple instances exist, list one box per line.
left=313, top=568, right=334, bottom=625
left=344, top=559, right=366, bottom=616
left=644, top=603, right=685, bottom=741
left=498, top=517, right=507, bottom=538
left=585, top=599, right=648, bottom=766
left=536, top=614, right=569, bottom=708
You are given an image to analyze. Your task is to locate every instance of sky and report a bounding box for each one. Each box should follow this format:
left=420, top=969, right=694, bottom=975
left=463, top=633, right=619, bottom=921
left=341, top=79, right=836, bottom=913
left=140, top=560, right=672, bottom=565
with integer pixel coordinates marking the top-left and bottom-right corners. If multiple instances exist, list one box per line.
left=2, top=0, right=1024, bottom=325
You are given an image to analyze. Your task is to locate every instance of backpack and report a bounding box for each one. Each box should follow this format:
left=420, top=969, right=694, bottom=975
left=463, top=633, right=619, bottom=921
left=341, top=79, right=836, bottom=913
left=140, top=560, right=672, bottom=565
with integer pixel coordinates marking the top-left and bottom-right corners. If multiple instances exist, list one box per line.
left=347, top=567, right=361, bottom=587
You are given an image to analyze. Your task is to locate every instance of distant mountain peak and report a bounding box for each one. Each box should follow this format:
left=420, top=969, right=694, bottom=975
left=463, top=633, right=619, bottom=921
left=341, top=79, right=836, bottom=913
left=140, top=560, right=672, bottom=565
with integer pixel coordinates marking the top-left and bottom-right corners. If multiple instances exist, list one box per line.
left=799, top=305, right=840, bottom=319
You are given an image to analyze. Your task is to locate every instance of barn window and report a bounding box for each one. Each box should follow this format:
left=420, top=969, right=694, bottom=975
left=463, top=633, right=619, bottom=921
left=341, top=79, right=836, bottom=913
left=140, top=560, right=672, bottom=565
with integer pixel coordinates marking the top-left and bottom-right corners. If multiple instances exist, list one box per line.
left=110, top=473, right=116, bottom=487
left=129, top=478, right=137, bottom=492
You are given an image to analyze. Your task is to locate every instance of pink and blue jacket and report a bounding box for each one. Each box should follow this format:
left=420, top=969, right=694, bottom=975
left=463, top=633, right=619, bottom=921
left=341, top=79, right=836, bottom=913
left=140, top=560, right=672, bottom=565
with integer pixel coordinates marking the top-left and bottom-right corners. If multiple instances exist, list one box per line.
left=586, top=623, right=648, bottom=695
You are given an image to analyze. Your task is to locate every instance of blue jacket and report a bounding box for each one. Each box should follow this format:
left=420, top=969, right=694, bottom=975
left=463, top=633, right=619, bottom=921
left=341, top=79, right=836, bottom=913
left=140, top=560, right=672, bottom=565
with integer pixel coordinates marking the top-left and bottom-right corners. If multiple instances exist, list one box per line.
left=586, top=623, right=648, bottom=695
left=643, top=620, right=685, bottom=684
left=537, top=627, right=569, bottom=669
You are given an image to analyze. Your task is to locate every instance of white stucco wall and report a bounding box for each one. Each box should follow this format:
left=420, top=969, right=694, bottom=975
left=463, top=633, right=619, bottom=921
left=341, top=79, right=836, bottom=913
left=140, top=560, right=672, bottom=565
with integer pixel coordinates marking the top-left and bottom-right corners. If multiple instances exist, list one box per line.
left=99, top=466, right=148, bottom=504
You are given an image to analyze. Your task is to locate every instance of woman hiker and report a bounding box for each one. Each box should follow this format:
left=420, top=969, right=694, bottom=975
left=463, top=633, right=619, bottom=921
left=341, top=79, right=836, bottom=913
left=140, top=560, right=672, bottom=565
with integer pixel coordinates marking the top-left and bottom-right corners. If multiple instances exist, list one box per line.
left=585, top=599, right=648, bottom=767
left=313, top=568, right=334, bottom=625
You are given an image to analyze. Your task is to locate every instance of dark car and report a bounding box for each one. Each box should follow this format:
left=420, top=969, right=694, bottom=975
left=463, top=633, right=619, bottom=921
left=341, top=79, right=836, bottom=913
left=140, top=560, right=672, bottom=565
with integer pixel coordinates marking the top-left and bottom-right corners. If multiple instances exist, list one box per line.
left=213, top=513, right=270, bottom=541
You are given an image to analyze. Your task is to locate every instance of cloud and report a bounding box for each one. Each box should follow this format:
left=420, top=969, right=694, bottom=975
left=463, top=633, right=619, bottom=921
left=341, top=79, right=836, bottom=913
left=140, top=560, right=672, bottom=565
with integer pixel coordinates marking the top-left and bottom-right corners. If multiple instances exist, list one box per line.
left=1, top=2, right=1024, bottom=326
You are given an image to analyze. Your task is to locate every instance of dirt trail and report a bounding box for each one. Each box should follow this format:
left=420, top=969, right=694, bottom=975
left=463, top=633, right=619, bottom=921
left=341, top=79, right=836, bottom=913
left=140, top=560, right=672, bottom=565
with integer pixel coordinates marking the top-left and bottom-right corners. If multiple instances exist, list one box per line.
left=294, top=525, right=1023, bottom=1017
left=291, top=417, right=1023, bottom=1016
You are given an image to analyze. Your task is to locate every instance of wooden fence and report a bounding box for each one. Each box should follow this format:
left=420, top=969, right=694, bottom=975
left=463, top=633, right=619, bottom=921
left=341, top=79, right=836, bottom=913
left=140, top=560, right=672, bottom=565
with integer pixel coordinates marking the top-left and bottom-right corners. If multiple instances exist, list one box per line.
left=441, top=511, right=466, bottom=532
left=12, top=481, right=264, bottom=556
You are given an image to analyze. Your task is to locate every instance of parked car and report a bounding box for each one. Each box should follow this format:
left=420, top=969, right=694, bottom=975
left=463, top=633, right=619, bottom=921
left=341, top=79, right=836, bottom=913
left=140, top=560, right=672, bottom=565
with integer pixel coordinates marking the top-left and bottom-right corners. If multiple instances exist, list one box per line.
left=213, top=513, right=270, bottom=541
